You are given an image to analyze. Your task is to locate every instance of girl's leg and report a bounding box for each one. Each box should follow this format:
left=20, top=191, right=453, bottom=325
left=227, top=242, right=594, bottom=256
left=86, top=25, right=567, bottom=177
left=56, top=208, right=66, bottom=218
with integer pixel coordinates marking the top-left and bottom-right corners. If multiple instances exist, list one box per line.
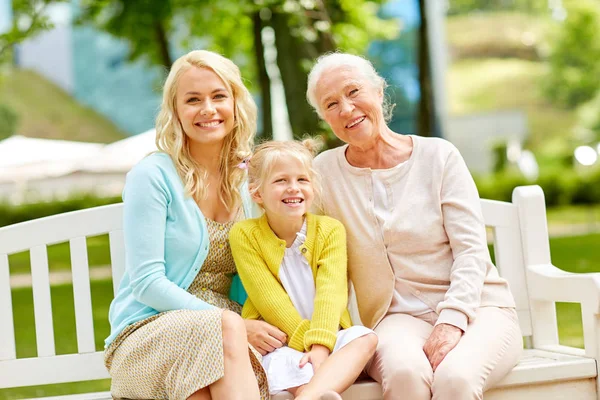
left=295, top=333, right=378, bottom=399
left=208, top=310, right=261, bottom=400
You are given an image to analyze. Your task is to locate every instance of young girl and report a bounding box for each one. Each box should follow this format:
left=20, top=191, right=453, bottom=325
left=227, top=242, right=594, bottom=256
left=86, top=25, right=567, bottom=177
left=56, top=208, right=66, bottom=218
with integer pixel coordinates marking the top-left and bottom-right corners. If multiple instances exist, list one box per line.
left=230, top=140, right=378, bottom=400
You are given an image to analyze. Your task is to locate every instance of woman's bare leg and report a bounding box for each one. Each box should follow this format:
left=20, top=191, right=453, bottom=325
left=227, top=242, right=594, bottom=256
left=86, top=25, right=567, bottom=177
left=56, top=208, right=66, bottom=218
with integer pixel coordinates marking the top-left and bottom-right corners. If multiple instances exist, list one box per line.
left=208, top=310, right=261, bottom=400
left=295, top=333, right=378, bottom=400
left=188, top=387, right=211, bottom=400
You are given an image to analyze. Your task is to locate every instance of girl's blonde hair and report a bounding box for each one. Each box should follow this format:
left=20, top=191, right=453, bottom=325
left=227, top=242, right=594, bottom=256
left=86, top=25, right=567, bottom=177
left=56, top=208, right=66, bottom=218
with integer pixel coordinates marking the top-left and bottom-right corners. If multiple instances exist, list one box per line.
left=248, top=138, right=323, bottom=203
left=155, top=50, right=257, bottom=211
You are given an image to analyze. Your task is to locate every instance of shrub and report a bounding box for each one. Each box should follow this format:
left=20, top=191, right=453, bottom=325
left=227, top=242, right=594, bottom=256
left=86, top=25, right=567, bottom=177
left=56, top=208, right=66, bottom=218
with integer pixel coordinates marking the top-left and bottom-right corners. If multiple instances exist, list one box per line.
left=0, top=194, right=121, bottom=228
left=475, top=167, right=600, bottom=206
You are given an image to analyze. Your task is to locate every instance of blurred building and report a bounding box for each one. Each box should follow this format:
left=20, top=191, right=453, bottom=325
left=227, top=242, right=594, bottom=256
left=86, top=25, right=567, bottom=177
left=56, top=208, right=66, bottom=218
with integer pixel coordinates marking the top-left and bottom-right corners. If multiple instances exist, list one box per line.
left=15, top=2, right=161, bottom=135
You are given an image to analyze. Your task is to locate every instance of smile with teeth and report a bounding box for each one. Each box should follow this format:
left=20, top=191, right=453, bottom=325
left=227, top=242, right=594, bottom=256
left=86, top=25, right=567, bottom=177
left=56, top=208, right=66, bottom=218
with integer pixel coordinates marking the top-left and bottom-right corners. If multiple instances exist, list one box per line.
left=196, top=120, right=222, bottom=128
left=346, top=116, right=366, bottom=128
left=282, top=198, right=303, bottom=204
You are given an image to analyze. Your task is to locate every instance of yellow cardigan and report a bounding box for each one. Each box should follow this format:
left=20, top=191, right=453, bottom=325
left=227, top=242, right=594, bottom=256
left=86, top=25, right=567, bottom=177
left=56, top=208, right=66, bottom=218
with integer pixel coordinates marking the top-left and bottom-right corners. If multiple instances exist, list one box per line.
left=229, top=213, right=352, bottom=352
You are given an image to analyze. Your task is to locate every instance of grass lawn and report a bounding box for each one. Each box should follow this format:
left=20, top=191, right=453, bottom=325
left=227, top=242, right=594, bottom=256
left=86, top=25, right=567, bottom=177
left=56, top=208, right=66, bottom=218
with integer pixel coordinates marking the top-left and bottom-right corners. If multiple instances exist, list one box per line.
left=8, top=235, right=112, bottom=275
left=0, top=69, right=126, bottom=143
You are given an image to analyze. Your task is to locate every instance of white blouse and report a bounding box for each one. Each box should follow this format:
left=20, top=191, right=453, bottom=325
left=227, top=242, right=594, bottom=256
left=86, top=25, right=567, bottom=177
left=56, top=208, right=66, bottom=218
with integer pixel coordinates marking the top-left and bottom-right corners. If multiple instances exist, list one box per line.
left=278, top=220, right=315, bottom=320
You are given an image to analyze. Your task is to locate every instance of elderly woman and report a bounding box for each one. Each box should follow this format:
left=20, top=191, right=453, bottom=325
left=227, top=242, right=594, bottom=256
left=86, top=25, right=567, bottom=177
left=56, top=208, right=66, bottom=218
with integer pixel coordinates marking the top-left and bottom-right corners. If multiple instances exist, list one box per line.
left=306, top=53, right=522, bottom=400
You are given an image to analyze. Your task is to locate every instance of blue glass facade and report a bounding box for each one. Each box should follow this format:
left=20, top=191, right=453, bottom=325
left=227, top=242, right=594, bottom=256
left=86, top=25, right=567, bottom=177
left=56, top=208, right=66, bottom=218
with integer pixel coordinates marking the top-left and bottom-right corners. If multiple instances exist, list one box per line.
left=369, top=0, right=421, bottom=135
left=72, top=25, right=162, bottom=135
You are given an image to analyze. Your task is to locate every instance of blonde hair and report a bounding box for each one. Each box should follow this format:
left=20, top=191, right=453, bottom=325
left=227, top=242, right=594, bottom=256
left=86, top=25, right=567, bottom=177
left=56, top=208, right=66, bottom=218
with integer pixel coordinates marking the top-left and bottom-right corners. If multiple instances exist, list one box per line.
left=155, top=50, right=257, bottom=211
left=248, top=138, right=323, bottom=204
left=306, top=52, right=394, bottom=121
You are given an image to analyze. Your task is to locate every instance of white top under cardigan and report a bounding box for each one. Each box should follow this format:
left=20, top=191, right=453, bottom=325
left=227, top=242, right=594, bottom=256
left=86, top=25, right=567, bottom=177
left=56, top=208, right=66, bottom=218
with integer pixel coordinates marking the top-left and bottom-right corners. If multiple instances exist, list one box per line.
left=279, top=221, right=315, bottom=320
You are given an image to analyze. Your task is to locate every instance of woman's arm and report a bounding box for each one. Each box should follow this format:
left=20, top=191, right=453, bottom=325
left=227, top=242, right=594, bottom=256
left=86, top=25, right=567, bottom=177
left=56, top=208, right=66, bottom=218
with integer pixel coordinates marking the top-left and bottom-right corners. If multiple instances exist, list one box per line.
left=306, top=221, right=349, bottom=352
left=229, top=225, right=310, bottom=351
left=123, top=164, right=214, bottom=312
left=436, top=145, right=490, bottom=330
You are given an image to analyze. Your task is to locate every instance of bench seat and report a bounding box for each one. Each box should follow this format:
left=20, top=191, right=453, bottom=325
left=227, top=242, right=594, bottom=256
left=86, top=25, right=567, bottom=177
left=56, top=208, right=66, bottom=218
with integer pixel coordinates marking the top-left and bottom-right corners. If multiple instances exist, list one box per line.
left=22, top=349, right=598, bottom=400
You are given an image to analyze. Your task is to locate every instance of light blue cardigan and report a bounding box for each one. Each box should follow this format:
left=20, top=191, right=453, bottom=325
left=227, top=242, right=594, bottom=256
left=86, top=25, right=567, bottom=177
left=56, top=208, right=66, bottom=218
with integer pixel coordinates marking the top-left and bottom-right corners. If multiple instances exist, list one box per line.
left=105, top=152, right=257, bottom=347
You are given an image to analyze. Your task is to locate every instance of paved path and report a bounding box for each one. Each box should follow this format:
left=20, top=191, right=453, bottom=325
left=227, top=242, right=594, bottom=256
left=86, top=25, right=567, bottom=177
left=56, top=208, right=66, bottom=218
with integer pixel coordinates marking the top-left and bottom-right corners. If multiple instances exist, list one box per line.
left=9, top=224, right=600, bottom=289
left=10, top=265, right=113, bottom=289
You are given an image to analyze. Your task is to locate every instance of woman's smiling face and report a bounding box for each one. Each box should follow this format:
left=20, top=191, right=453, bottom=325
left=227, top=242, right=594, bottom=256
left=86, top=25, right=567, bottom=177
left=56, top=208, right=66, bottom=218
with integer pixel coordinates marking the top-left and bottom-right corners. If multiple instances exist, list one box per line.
left=176, top=66, right=235, bottom=147
left=315, top=66, right=384, bottom=147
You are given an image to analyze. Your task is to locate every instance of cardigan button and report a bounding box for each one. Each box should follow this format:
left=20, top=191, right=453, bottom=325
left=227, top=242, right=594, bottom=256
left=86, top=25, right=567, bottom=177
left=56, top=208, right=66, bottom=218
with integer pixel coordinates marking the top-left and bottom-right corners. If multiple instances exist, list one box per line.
left=301, top=247, right=307, bottom=254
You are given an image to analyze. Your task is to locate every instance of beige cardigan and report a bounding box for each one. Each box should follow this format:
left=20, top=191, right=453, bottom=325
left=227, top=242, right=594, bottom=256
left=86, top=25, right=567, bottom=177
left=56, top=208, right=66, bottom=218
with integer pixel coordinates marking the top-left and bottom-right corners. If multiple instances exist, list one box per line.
left=313, top=135, right=516, bottom=329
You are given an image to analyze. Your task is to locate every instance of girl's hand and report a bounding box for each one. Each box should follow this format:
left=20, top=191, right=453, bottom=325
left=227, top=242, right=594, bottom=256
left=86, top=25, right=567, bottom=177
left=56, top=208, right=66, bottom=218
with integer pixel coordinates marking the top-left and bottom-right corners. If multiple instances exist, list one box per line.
left=423, top=323, right=463, bottom=371
left=244, top=319, right=287, bottom=356
left=299, top=344, right=330, bottom=372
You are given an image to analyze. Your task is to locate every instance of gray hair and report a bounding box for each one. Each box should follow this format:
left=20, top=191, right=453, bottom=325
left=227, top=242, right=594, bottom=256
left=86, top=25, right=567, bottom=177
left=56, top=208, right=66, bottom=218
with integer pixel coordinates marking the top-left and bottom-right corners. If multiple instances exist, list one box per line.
left=306, top=52, right=394, bottom=121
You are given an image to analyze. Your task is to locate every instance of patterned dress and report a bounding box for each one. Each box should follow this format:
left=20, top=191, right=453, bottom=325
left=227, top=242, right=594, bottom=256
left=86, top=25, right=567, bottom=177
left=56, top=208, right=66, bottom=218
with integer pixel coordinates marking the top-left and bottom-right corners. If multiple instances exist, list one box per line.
left=104, top=217, right=269, bottom=400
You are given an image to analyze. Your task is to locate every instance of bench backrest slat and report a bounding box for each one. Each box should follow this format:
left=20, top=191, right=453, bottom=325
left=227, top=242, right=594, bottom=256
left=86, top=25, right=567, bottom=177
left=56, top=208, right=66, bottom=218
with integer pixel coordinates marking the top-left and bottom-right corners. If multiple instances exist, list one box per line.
left=109, top=230, right=125, bottom=296
left=0, top=253, right=16, bottom=361
left=479, top=199, right=532, bottom=337
left=30, top=245, right=56, bottom=357
left=70, top=237, right=97, bottom=354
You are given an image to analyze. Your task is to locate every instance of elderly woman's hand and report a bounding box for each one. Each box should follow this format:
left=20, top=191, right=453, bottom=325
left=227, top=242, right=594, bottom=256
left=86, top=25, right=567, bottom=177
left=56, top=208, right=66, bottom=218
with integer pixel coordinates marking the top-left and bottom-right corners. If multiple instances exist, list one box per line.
left=423, top=323, right=463, bottom=371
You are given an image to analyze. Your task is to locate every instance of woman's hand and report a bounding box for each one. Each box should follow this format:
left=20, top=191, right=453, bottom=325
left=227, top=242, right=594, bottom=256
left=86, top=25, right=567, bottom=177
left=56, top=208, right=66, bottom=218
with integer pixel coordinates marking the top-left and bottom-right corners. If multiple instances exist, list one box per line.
left=423, top=323, right=463, bottom=371
left=299, top=344, right=330, bottom=372
left=244, top=319, right=287, bottom=356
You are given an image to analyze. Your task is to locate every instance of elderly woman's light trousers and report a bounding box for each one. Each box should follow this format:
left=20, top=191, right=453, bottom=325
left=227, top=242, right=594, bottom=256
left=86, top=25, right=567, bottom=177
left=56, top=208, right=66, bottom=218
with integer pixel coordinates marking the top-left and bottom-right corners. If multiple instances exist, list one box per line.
left=366, top=307, right=522, bottom=400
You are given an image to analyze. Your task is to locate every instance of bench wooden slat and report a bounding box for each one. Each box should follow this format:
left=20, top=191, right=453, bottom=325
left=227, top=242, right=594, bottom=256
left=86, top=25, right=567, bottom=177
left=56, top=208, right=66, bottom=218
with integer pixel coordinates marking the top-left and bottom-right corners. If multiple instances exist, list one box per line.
left=480, top=199, right=516, bottom=228
left=30, top=245, right=56, bottom=357
left=493, top=222, right=533, bottom=337
left=109, top=230, right=125, bottom=296
left=70, top=237, right=96, bottom=354
left=0, top=352, right=109, bottom=389
left=0, top=204, right=123, bottom=255
left=0, top=253, right=16, bottom=361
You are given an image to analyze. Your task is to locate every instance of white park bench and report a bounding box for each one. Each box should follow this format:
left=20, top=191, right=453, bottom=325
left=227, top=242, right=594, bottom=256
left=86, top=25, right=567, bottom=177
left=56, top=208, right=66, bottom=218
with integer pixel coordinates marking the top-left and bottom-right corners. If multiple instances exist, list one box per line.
left=1, top=185, right=599, bottom=400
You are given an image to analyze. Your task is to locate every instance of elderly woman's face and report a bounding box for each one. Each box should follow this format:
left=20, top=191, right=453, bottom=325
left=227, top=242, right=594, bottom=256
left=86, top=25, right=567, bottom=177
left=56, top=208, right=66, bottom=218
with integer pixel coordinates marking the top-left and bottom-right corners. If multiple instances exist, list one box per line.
left=315, top=66, right=383, bottom=147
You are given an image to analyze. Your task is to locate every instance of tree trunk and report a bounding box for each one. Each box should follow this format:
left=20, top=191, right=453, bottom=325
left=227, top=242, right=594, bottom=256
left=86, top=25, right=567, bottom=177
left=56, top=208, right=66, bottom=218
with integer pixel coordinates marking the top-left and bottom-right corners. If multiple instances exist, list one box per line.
left=417, top=0, right=433, bottom=137
left=154, top=19, right=172, bottom=70
left=270, top=12, right=321, bottom=139
left=252, top=12, right=273, bottom=140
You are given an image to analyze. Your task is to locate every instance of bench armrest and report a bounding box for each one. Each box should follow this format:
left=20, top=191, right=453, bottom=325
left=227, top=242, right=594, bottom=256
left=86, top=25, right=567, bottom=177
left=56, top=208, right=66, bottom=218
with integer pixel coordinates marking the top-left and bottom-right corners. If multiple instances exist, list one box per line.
left=527, top=263, right=600, bottom=309
left=527, top=263, right=600, bottom=359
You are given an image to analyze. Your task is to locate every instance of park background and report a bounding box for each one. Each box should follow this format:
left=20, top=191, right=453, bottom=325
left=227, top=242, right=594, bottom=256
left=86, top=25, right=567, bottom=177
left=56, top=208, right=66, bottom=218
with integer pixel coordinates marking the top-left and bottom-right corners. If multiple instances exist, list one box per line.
left=0, top=0, right=599, bottom=398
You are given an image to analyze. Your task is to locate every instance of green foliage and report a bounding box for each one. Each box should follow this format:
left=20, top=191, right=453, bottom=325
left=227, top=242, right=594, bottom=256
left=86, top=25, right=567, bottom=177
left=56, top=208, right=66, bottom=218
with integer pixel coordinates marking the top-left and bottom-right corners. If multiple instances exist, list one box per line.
left=475, top=167, right=600, bottom=206
left=543, top=0, right=600, bottom=107
left=77, top=0, right=397, bottom=142
left=0, top=103, right=18, bottom=139
left=0, top=0, right=66, bottom=65
left=576, top=90, right=600, bottom=143
left=447, top=0, right=548, bottom=15
left=0, top=194, right=121, bottom=228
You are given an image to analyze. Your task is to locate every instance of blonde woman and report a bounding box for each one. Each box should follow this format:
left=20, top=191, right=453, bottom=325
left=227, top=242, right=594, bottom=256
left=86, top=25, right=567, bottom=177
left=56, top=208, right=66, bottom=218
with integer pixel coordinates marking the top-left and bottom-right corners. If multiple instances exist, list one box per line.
left=103, top=50, right=282, bottom=400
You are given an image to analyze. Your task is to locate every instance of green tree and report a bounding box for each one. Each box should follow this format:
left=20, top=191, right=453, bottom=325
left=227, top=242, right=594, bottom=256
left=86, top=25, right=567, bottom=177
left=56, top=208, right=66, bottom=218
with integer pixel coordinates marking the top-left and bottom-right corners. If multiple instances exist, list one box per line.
left=0, top=0, right=66, bottom=65
left=543, top=0, right=600, bottom=108
left=78, top=0, right=396, bottom=141
left=0, top=103, right=18, bottom=139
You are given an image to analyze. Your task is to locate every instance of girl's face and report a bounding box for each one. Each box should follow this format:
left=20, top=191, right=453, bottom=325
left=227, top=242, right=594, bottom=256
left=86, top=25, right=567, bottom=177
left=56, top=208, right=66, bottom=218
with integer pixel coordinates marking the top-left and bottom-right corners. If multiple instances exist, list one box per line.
left=253, top=157, right=314, bottom=222
left=175, top=67, right=235, bottom=147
